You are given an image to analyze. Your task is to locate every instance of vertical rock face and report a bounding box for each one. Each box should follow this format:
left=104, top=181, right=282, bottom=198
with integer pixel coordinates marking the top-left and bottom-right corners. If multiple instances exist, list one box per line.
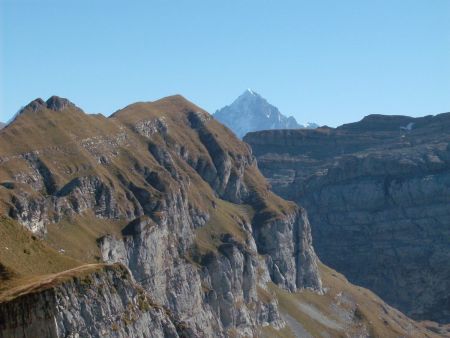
left=0, top=265, right=183, bottom=338
left=0, top=95, right=322, bottom=337
left=252, top=207, right=321, bottom=292
left=244, top=113, right=450, bottom=323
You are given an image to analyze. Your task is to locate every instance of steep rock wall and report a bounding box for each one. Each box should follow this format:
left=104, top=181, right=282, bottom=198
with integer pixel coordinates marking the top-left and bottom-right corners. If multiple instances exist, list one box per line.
left=0, top=264, right=184, bottom=338
left=245, top=113, right=450, bottom=323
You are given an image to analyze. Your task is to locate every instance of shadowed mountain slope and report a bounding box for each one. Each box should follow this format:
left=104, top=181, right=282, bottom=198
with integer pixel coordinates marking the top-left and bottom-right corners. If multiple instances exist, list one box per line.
left=245, top=112, right=450, bottom=325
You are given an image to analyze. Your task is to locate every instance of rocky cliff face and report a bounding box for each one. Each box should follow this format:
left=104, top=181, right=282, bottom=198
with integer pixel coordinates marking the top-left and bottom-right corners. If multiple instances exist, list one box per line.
left=0, top=264, right=193, bottom=338
left=245, top=113, right=450, bottom=324
left=0, top=95, right=322, bottom=337
left=214, top=89, right=316, bottom=138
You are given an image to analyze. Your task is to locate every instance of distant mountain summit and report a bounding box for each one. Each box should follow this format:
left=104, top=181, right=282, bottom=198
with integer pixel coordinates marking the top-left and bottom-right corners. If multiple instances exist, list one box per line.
left=214, top=89, right=317, bottom=138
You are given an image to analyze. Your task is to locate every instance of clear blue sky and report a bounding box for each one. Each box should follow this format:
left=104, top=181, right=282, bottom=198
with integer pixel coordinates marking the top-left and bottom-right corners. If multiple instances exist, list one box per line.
left=1, top=0, right=449, bottom=126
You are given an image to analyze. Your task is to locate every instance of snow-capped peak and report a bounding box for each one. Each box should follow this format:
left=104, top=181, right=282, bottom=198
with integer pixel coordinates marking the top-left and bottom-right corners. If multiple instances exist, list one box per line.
left=214, top=89, right=319, bottom=138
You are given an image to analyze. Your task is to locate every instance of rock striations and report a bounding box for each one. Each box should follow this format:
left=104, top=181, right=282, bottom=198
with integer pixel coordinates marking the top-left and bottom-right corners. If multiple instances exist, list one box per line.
left=245, top=113, right=450, bottom=324
left=0, top=264, right=185, bottom=337
left=214, top=90, right=317, bottom=138
left=0, top=95, right=321, bottom=337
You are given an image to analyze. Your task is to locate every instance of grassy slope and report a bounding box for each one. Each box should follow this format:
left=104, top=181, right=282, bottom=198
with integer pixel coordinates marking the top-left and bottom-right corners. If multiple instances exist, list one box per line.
left=0, top=216, right=80, bottom=292
left=262, top=263, right=449, bottom=338
left=0, top=106, right=120, bottom=156
left=45, top=212, right=127, bottom=263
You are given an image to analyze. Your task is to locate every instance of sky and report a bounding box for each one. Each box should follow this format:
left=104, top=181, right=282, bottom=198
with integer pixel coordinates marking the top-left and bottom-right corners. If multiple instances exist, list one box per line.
left=1, top=0, right=449, bottom=127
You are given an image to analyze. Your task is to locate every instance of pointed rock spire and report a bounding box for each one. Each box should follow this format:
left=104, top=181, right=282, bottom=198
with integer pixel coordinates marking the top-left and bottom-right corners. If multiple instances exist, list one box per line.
left=214, top=90, right=308, bottom=138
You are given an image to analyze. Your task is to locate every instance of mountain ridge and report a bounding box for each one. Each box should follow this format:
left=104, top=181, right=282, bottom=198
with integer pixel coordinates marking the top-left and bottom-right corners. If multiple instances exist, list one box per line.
left=0, top=96, right=446, bottom=337
left=0, top=95, right=321, bottom=337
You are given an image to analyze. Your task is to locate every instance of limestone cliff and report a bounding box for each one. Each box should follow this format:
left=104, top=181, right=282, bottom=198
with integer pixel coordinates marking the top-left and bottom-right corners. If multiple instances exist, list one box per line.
left=0, top=264, right=186, bottom=338
left=0, top=95, right=321, bottom=337
left=245, top=113, right=450, bottom=323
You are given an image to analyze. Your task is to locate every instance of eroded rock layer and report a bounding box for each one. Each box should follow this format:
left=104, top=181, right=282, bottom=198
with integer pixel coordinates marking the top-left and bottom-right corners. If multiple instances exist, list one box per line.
left=245, top=113, right=450, bottom=323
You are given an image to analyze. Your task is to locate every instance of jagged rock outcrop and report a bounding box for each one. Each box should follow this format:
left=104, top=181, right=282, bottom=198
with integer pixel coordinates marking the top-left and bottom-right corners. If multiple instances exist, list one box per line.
left=245, top=112, right=450, bottom=323
left=0, top=95, right=322, bottom=337
left=214, top=89, right=317, bottom=138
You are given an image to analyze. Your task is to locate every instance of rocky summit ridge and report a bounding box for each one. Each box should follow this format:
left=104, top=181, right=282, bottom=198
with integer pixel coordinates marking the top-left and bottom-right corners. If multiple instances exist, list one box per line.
left=0, top=97, right=446, bottom=337
left=214, top=90, right=317, bottom=138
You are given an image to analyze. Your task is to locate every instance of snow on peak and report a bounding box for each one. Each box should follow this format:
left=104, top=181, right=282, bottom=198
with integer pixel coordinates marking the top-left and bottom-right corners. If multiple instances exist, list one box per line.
left=214, top=90, right=318, bottom=138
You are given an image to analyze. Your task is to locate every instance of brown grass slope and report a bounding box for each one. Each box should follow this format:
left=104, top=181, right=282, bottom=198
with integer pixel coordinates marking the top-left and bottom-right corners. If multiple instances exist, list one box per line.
left=263, top=264, right=450, bottom=338
left=0, top=94, right=289, bottom=282
left=0, top=216, right=80, bottom=293
left=0, top=95, right=445, bottom=337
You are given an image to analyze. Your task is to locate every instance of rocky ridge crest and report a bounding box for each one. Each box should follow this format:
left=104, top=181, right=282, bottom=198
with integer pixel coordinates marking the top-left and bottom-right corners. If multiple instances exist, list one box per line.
left=0, top=95, right=321, bottom=337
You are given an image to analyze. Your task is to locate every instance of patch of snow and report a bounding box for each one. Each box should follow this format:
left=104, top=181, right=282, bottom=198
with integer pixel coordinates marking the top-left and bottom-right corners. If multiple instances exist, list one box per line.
left=300, top=122, right=319, bottom=129
left=306, top=122, right=319, bottom=128
left=400, top=122, right=414, bottom=131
